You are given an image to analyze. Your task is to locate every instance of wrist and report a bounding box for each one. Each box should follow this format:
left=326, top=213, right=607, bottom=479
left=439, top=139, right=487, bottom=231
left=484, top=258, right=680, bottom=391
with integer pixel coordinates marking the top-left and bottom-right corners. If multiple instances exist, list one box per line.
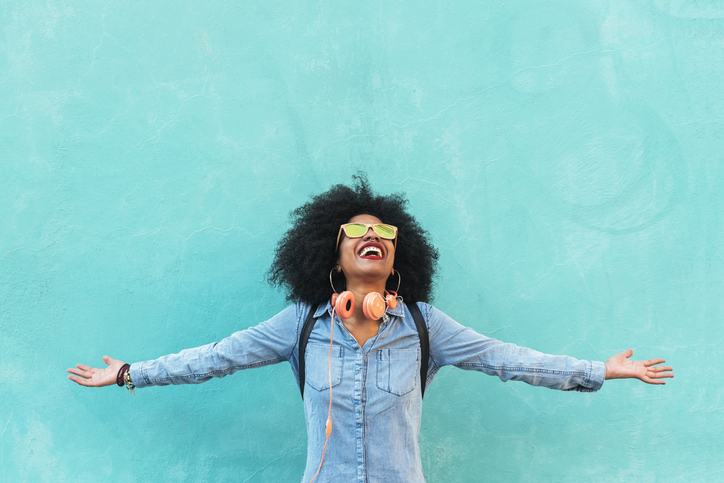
left=117, top=363, right=136, bottom=394
left=116, top=364, right=130, bottom=386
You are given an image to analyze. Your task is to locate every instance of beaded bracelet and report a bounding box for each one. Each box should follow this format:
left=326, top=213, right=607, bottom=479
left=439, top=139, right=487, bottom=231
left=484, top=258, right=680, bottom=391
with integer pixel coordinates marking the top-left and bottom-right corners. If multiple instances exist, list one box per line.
left=116, top=364, right=135, bottom=394
left=124, top=368, right=136, bottom=395
left=116, top=364, right=130, bottom=387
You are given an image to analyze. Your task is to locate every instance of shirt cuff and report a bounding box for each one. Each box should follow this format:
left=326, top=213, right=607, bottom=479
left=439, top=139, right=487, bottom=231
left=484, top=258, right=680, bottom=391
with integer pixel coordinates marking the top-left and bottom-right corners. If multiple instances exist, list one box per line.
left=583, top=360, right=606, bottom=392
left=129, top=362, right=150, bottom=389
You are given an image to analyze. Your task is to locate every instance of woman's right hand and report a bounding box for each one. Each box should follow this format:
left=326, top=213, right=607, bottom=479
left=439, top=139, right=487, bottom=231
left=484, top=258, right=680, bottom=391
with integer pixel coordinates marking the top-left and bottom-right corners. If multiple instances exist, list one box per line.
left=67, top=356, right=127, bottom=387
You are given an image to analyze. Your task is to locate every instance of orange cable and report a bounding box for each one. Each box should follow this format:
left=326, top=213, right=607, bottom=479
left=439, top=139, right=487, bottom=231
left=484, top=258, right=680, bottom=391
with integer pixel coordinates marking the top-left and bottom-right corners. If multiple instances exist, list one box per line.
left=309, top=307, right=334, bottom=483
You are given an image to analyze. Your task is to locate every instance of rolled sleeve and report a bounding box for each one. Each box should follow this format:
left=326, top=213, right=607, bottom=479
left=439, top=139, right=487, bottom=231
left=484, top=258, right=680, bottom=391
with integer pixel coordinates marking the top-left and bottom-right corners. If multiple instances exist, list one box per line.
left=571, top=360, right=606, bottom=392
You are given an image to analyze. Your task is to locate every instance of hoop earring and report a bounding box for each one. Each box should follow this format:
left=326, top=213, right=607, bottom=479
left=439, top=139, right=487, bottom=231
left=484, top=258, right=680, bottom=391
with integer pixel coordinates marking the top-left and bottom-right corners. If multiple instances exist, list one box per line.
left=384, top=270, right=402, bottom=309
left=329, top=268, right=341, bottom=293
left=330, top=268, right=354, bottom=318
left=387, top=269, right=401, bottom=293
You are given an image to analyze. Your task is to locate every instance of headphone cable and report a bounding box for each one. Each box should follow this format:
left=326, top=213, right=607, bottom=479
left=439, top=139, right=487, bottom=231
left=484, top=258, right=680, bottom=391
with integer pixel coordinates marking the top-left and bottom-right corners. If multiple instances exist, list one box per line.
left=309, top=307, right=334, bottom=482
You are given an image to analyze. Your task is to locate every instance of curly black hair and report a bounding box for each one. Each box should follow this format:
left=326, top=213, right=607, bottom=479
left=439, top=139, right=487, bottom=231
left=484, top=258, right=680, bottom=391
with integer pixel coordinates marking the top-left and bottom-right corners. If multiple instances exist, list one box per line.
left=267, top=174, right=439, bottom=304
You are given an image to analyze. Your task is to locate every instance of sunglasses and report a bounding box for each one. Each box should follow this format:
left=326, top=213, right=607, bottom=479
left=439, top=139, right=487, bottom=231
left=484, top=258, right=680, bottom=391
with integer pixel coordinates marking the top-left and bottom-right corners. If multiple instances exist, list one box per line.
left=336, top=223, right=398, bottom=251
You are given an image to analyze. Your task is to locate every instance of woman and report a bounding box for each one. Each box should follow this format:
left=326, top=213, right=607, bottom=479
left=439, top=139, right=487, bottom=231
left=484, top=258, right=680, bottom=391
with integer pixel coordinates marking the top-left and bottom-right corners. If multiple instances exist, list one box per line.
left=68, top=175, right=673, bottom=482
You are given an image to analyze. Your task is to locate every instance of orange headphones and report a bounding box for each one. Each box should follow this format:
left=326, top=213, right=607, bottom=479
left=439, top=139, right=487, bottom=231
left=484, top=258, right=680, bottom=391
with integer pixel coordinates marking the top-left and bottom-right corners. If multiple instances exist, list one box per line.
left=331, top=290, right=398, bottom=320
left=330, top=269, right=400, bottom=319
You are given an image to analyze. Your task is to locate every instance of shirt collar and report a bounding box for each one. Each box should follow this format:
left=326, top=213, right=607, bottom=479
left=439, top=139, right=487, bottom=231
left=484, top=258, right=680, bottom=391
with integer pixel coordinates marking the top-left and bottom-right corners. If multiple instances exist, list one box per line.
left=314, top=302, right=331, bottom=318
left=386, top=300, right=406, bottom=317
left=315, top=298, right=406, bottom=318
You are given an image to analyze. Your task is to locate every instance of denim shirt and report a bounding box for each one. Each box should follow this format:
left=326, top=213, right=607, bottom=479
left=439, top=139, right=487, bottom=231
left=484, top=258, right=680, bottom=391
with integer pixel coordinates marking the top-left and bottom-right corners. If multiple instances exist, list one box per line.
left=130, top=301, right=605, bottom=482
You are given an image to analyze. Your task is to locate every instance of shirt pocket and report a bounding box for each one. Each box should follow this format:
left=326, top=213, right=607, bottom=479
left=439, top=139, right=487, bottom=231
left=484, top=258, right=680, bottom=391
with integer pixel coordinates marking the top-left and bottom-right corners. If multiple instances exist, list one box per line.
left=305, top=343, right=344, bottom=392
left=375, top=348, right=420, bottom=396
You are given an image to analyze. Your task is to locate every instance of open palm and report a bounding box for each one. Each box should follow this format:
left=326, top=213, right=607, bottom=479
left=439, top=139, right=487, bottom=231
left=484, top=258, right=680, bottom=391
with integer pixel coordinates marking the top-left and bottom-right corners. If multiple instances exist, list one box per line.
left=67, top=356, right=126, bottom=387
left=605, top=349, right=673, bottom=384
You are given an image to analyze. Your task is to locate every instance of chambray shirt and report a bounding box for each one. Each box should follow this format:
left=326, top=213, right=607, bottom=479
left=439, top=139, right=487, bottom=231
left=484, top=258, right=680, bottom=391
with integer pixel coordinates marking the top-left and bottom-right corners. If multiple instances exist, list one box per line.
left=130, top=301, right=605, bottom=482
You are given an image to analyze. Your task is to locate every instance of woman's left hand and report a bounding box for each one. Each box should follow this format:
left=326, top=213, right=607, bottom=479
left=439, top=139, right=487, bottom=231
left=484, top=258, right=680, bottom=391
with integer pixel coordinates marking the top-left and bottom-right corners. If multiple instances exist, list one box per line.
left=605, top=349, right=674, bottom=384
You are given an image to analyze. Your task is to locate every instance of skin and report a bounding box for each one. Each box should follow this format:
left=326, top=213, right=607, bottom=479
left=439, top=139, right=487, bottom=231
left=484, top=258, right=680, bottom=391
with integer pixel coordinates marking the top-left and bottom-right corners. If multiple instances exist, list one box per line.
left=68, top=355, right=125, bottom=387
left=604, top=349, right=673, bottom=384
left=67, top=213, right=674, bottom=386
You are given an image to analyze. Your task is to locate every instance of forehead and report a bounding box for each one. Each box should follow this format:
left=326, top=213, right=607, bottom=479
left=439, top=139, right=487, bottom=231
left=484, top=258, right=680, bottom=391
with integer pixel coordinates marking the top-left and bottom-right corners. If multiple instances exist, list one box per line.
left=347, top=214, right=383, bottom=224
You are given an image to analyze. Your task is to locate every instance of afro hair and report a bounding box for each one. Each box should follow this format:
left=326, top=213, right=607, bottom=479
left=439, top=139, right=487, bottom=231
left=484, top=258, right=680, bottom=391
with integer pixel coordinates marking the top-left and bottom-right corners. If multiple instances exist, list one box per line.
left=267, top=174, right=439, bottom=304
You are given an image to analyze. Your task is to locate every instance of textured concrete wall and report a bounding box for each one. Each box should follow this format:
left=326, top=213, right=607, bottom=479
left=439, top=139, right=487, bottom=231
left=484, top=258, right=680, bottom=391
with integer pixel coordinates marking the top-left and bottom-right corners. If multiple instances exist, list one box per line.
left=1, top=1, right=721, bottom=481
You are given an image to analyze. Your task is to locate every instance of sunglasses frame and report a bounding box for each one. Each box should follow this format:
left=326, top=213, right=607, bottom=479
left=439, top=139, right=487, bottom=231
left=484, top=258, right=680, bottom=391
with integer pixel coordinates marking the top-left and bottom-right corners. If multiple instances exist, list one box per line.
left=335, top=223, right=398, bottom=251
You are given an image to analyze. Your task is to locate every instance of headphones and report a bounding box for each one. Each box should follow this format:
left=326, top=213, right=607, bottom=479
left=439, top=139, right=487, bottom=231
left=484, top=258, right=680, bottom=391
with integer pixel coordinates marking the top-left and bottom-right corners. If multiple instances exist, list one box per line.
left=329, top=269, right=400, bottom=320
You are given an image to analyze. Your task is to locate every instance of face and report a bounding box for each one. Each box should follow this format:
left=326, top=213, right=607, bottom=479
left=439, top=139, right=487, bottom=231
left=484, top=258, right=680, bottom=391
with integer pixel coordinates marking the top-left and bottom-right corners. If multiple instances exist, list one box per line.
left=336, top=214, right=396, bottom=283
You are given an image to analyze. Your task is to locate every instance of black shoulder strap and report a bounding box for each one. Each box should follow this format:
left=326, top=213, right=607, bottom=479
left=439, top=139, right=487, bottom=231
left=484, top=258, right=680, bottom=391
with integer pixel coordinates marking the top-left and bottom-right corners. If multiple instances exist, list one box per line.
left=408, top=301, right=430, bottom=398
left=298, top=303, right=319, bottom=400
left=298, top=302, right=430, bottom=399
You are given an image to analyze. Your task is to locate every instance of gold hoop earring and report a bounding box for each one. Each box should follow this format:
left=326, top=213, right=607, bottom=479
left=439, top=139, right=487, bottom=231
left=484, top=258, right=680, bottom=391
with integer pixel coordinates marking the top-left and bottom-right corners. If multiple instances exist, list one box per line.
left=388, top=269, right=401, bottom=293
left=329, top=268, right=340, bottom=293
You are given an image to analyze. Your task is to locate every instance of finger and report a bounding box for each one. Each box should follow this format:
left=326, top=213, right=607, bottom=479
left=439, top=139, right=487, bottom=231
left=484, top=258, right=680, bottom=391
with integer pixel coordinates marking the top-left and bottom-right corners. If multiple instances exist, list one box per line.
left=648, top=366, right=673, bottom=373
left=75, top=364, right=97, bottom=372
left=643, top=359, right=667, bottom=367
left=68, top=367, right=94, bottom=378
left=68, top=375, right=95, bottom=386
left=641, top=376, right=666, bottom=385
left=67, top=367, right=86, bottom=377
left=647, top=372, right=674, bottom=379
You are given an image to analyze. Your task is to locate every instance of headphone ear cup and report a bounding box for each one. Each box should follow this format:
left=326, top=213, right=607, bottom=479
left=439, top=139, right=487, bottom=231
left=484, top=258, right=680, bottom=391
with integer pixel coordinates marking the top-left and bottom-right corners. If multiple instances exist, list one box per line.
left=334, top=291, right=355, bottom=319
left=362, top=292, right=387, bottom=320
left=385, top=291, right=398, bottom=310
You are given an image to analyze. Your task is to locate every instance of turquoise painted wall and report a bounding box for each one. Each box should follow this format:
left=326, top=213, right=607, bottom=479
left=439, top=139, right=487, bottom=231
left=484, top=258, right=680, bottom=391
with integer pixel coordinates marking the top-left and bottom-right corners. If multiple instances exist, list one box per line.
left=2, top=1, right=721, bottom=481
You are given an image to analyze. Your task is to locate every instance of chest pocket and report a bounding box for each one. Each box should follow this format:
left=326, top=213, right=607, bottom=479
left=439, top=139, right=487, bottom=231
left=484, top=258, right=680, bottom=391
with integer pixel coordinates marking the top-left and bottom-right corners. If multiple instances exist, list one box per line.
left=376, top=348, right=420, bottom=396
left=305, top=343, right=344, bottom=392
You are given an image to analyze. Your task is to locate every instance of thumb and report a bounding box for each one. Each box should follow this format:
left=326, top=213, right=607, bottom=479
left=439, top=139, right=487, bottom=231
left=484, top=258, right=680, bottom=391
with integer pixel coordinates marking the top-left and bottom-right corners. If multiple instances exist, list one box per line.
left=622, top=349, right=634, bottom=359
left=102, top=355, right=113, bottom=366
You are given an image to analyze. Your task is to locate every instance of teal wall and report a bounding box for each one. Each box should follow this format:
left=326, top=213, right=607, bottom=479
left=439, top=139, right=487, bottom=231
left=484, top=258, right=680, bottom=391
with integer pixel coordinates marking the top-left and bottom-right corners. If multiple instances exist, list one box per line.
left=2, top=1, right=721, bottom=481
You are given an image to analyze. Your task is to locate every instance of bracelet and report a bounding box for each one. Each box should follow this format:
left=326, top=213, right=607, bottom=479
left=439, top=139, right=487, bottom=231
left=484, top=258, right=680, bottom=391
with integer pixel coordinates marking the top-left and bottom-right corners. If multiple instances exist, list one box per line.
left=124, top=368, right=136, bottom=395
left=116, top=364, right=130, bottom=387
left=116, top=364, right=135, bottom=394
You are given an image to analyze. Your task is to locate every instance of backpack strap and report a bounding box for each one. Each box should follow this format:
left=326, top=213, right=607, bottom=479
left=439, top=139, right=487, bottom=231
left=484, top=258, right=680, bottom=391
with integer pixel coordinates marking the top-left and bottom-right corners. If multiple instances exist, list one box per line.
left=407, top=301, right=430, bottom=398
left=298, top=302, right=430, bottom=399
left=298, top=303, right=320, bottom=400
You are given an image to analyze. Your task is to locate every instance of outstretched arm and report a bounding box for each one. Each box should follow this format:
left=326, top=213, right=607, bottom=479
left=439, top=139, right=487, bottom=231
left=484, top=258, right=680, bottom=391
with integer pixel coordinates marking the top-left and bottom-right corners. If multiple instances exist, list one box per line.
left=604, top=349, right=673, bottom=384
left=67, top=356, right=126, bottom=387
left=67, top=305, right=302, bottom=390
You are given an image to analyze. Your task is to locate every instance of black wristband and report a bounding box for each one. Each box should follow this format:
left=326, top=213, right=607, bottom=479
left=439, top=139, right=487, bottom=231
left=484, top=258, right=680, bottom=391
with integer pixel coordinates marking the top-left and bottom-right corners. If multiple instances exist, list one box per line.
left=116, top=364, right=130, bottom=387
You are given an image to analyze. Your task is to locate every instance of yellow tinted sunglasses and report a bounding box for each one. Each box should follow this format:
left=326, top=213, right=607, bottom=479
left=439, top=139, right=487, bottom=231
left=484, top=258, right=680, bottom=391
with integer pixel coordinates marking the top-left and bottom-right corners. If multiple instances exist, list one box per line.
left=336, top=223, right=398, bottom=251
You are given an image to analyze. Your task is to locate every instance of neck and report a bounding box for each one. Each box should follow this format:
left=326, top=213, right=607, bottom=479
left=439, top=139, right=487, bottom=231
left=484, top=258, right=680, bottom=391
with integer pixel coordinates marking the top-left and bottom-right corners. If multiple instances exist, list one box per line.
left=343, top=281, right=387, bottom=323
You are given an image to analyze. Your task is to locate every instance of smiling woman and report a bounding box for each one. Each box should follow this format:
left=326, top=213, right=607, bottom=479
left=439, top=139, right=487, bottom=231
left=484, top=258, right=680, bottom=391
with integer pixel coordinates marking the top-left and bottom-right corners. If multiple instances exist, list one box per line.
left=267, top=174, right=438, bottom=305
left=67, top=174, right=674, bottom=483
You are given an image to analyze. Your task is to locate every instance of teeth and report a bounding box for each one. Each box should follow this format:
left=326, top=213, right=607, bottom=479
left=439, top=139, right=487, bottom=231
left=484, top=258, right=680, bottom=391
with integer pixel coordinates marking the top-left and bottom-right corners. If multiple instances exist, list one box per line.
left=360, top=246, right=382, bottom=257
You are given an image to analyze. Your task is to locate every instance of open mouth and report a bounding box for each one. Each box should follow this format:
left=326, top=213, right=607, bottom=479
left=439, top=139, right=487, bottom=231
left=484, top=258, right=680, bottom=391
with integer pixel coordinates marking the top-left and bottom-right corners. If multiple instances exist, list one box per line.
left=358, top=244, right=384, bottom=260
